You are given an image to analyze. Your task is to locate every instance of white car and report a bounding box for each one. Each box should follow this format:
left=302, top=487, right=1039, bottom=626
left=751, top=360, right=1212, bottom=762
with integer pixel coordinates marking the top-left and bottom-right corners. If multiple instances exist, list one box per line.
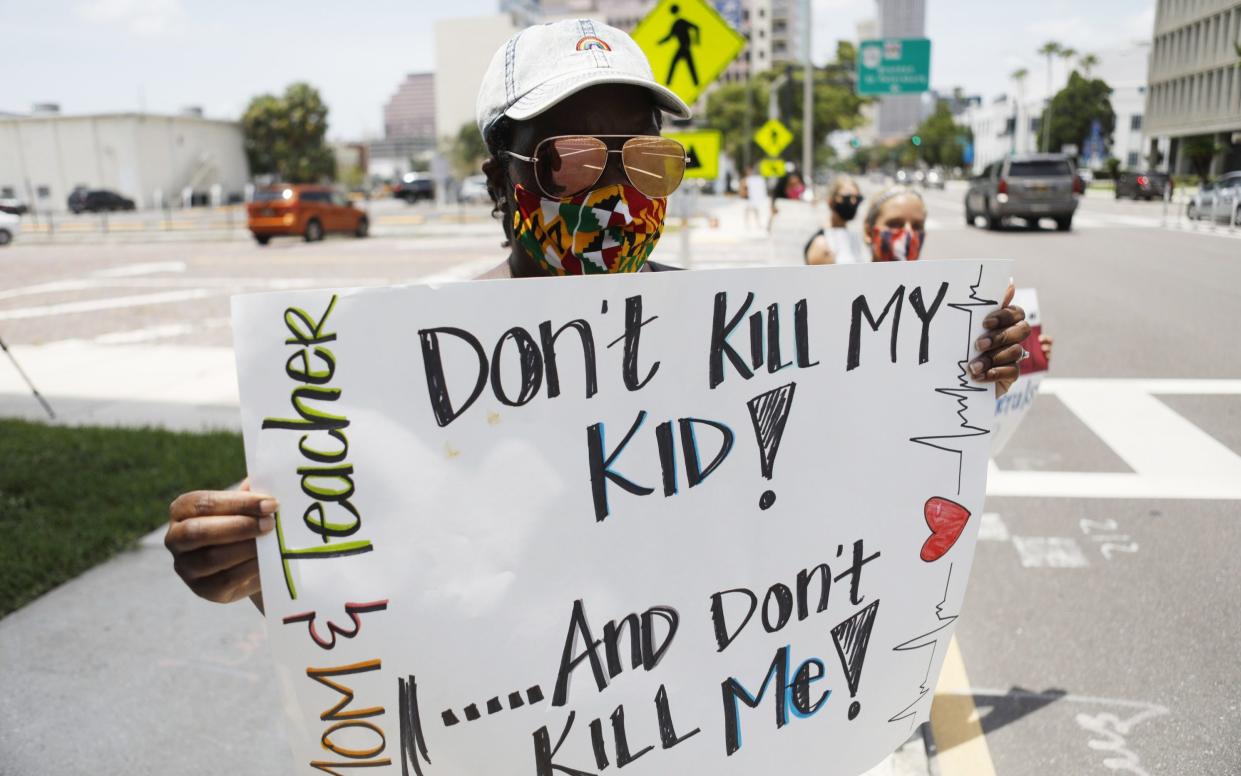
left=0, top=211, right=18, bottom=246
left=457, top=175, right=490, bottom=205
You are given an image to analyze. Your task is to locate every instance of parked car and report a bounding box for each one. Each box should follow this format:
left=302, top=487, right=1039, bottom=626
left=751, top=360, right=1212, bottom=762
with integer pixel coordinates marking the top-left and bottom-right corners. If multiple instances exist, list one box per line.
left=394, top=173, right=434, bottom=203
left=0, top=198, right=29, bottom=215
left=964, top=153, right=1080, bottom=231
left=0, top=211, right=18, bottom=246
left=457, top=174, right=490, bottom=204
left=1186, top=171, right=1241, bottom=224
left=247, top=185, right=368, bottom=245
left=1115, top=172, right=1172, bottom=200
left=67, top=188, right=136, bottom=213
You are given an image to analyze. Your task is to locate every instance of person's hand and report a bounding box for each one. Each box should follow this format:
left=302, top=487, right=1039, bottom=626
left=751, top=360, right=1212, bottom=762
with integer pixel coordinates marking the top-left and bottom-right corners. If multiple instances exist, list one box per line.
left=1039, top=333, right=1053, bottom=364
left=969, top=283, right=1031, bottom=398
left=166, top=479, right=275, bottom=607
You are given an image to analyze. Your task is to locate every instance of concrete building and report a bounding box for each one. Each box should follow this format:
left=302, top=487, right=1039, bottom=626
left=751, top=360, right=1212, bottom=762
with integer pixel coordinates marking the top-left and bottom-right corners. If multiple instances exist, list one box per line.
left=956, top=46, right=1152, bottom=174
left=0, top=106, right=247, bottom=212
left=384, top=73, right=436, bottom=142
left=433, top=14, right=522, bottom=148
left=1145, top=0, right=1241, bottom=176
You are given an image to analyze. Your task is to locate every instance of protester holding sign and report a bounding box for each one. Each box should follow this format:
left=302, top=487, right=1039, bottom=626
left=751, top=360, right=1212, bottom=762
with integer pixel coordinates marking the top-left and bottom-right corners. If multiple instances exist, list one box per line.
left=804, top=174, right=866, bottom=265
left=165, top=19, right=1032, bottom=620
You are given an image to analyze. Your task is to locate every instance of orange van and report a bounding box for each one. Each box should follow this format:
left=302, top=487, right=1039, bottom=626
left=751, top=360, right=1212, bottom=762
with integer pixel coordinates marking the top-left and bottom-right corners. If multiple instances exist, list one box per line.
left=247, top=184, right=369, bottom=245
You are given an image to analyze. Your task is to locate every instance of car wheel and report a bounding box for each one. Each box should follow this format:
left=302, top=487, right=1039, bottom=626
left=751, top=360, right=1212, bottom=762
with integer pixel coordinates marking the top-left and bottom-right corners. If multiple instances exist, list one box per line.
left=985, top=201, right=1002, bottom=230
left=0, top=229, right=11, bottom=246
left=254, top=234, right=271, bottom=245
left=355, top=217, right=369, bottom=238
left=1114, top=189, right=1121, bottom=199
left=304, top=219, right=323, bottom=242
left=1187, top=204, right=1197, bottom=220
left=1055, top=216, right=1072, bottom=231
left=964, top=207, right=975, bottom=227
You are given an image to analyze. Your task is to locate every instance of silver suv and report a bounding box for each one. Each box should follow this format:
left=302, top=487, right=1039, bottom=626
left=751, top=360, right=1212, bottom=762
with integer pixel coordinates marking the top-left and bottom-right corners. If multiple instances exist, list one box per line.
left=965, top=154, right=1081, bottom=231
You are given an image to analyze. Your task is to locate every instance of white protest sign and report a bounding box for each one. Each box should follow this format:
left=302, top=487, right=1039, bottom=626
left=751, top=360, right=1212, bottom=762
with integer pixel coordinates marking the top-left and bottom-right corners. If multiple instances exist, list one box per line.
left=990, top=289, right=1046, bottom=454
left=232, top=260, right=1008, bottom=776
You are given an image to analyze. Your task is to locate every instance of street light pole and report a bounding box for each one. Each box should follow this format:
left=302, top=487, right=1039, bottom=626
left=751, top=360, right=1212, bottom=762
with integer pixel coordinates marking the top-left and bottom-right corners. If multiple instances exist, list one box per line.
left=802, top=0, right=813, bottom=183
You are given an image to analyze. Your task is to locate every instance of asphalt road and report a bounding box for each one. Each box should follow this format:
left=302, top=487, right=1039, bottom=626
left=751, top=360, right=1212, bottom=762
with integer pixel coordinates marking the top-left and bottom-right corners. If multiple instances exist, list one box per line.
left=916, top=184, right=1241, bottom=776
left=1, top=186, right=1238, bottom=775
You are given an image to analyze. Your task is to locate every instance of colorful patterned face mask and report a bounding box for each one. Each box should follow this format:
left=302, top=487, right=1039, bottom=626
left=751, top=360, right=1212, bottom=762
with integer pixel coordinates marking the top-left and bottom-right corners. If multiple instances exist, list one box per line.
left=871, top=226, right=925, bottom=261
left=512, top=183, right=667, bottom=275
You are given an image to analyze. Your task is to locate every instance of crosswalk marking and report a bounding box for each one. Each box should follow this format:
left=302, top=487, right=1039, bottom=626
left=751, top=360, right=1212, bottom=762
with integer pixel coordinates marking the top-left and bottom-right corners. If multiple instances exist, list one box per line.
left=989, top=379, right=1241, bottom=500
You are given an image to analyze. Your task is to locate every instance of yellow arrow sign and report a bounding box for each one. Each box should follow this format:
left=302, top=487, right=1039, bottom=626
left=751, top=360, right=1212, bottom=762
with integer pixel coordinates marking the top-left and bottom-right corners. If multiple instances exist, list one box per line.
left=754, top=119, right=794, bottom=158
left=631, top=0, right=746, bottom=106
left=663, top=129, right=721, bottom=179
left=759, top=158, right=788, bottom=178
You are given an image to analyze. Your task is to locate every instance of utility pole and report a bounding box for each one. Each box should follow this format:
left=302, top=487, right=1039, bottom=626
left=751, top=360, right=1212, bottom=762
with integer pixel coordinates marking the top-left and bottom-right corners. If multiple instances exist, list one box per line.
left=802, top=0, right=813, bottom=182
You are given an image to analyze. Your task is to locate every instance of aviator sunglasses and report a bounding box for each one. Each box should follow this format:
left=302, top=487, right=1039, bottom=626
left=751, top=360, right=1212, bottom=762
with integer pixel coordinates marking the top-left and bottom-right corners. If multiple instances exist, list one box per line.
left=504, top=135, right=689, bottom=199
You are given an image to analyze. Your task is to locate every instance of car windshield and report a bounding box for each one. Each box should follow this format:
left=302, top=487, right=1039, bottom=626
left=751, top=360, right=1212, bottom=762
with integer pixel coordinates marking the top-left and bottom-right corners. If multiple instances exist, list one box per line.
left=1008, top=161, right=1072, bottom=177
left=254, top=188, right=293, bottom=202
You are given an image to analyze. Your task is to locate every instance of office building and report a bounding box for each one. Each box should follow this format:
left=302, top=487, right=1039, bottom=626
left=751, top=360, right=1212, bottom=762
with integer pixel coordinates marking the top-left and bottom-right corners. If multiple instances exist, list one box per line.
left=1145, top=0, right=1241, bottom=175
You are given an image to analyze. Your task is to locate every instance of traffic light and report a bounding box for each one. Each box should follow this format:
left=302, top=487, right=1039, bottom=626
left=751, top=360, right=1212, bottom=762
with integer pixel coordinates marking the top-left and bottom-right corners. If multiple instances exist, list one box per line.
left=911, top=135, right=923, bottom=147
left=850, top=137, right=861, bottom=148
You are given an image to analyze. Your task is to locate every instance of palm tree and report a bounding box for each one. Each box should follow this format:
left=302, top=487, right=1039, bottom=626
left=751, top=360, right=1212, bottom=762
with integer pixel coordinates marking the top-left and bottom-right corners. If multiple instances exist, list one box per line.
left=1037, top=41, right=1061, bottom=151
left=1010, top=68, right=1029, bottom=152
left=1079, top=53, right=1100, bottom=77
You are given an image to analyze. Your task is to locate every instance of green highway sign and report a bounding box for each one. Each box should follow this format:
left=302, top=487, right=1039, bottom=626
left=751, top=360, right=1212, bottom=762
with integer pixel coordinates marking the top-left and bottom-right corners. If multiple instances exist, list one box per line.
left=856, top=38, right=931, bottom=95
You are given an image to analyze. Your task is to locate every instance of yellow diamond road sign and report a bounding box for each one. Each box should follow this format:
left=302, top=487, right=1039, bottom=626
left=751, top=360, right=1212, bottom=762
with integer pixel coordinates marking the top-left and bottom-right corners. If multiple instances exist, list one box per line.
left=754, top=119, right=794, bottom=158
left=663, top=129, right=721, bottom=179
left=759, top=158, right=787, bottom=178
left=631, top=0, right=746, bottom=106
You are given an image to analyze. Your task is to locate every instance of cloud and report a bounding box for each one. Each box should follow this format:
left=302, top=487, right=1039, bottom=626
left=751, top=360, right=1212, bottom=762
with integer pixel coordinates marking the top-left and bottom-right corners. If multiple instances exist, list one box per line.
left=76, top=0, right=185, bottom=36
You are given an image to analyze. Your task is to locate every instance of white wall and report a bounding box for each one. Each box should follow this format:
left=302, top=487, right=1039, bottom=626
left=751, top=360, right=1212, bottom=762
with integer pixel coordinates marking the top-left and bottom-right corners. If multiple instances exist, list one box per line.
left=0, top=113, right=248, bottom=211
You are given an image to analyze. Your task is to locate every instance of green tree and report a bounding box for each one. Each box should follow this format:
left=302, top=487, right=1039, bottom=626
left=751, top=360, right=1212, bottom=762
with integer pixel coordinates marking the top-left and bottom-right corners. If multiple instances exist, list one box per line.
left=1182, top=134, right=1223, bottom=182
left=241, top=82, right=336, bottom=183
left=1078, top=53, right=1100, bottom=77
left=1036, top=40, right=1062, bottom=151
left=909, top=101, right=973, bottom=167
left=449, top=121, right=488, bottom=179
left=1040, top=71, right=1115, bottom=156
left=705, top=41, right=868, bottom=172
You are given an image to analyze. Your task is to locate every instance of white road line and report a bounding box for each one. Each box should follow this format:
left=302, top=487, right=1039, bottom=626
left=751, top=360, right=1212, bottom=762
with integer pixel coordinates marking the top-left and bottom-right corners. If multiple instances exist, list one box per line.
left=0, top=289, right=215, bottom=321
left=92, top=317, right=230, bottom=345
left=989, top=378, right=1241, bottom=500
left=977, top=512, right=1010, bottom=542
left=92, top=261, right=187, bottom=277
left=1011, top=536, right=1090, bottom=568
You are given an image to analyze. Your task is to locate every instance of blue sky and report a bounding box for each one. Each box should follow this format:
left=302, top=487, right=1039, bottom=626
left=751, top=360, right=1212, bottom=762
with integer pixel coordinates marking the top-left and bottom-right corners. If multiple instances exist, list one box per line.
left=4, top=0, right=1155, bottom=140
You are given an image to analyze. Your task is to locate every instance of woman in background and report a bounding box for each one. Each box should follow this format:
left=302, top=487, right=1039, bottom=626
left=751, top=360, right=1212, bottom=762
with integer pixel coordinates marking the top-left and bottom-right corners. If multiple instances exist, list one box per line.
left=804, top=174, right=866, bottom=264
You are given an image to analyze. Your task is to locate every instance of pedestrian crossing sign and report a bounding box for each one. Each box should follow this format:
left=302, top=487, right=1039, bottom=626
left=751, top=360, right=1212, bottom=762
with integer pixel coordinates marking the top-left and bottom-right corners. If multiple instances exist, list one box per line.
left=631, top=0, right=746, bottom=106
left=759, top=158, right=787, bottom=178
left=754, top=119, right=794, bottom=158
left=663, top=129, right=721, bottom=179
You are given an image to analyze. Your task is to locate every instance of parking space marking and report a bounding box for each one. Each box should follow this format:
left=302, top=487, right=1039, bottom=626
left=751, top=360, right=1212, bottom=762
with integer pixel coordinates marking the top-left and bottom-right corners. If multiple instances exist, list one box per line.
left=931, top=637, right=998, bottom=776
left=0, top=289, right=215, bottom=321
left=988, top=379, right=1241, bottom=500
left=91, top=317, right=230, bottom=345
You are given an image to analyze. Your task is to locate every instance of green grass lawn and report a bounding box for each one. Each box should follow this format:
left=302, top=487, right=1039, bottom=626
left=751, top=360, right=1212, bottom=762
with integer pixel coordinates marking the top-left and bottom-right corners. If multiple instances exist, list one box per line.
left=0, top=420, right=244, bottom=617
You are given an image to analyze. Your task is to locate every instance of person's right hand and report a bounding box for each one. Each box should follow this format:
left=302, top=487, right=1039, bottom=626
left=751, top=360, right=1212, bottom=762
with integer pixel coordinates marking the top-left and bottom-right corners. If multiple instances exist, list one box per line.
left=166, top=482, right=276, bottom=605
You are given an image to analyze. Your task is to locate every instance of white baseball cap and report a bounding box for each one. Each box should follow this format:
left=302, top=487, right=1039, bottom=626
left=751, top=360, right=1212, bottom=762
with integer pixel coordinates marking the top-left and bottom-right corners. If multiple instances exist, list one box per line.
left=476, top=18, right=692, bottom=141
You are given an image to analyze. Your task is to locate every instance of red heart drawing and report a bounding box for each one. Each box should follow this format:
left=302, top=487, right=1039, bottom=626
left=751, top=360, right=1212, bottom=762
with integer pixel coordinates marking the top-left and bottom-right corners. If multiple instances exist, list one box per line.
left=920, top=497, right=971, bottom=562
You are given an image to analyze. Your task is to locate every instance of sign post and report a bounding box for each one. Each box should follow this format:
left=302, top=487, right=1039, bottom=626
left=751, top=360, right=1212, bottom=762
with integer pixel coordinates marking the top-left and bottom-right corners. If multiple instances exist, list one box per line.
left=856, top=38, right=932, bottom=95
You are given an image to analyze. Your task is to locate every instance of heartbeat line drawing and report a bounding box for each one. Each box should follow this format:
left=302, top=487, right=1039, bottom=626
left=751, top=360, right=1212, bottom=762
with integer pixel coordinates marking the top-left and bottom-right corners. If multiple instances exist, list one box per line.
left=908, top=264, right=995, bottom=495
left=887, top=563, right=957, bottom=730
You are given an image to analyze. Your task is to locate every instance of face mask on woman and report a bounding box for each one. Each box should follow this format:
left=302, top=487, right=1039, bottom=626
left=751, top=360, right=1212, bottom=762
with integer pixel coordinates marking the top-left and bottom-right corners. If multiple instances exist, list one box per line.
left=511, top=183, right=667, bottom=275
left=870, top=226, right=925, bottom=261
left=831, top=195, right=861, bottom=221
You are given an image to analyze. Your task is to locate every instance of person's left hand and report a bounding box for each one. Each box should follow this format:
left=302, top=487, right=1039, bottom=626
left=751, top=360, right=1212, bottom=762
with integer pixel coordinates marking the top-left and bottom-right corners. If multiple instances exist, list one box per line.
left=969, top=283, right=1032, bottom=398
